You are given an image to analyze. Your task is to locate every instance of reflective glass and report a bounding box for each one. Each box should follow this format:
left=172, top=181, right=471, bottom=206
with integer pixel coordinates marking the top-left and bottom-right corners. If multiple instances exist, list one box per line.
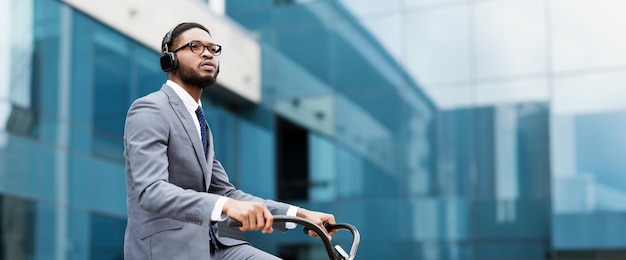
left=0, top=0, right=9, bottom=103
left=553, top=110, right=626, bottom=214
left=238, top=118, right=276, bottom=199
left=274, top=25, right=332, bottom=85
left=552, top=70, right=626, bottom=115
left=68, top=210, right=89, bottom=259
left=332, top=20, right=403, bottom=93
left=474, top=78, right=549, bottom=106
left=0, top=135, right=39, bottom=198
left=404, top=5, right=471, bottom=86
left=425, top=86, right=473, bottom=109
left=264, top=46, right=332, bottom=98
left=91, top=159, right=127, bottom=215
left=473, top=0, right=547, bottom=79
left=2, top=0, right=39, bottom=138
left=308, top=133, right=336, bottom=202
left=0, top=195, right=36, bottom=259
left=339, top=0, right=401, bottom=18
left=404, top=0, right=467, bottom=9
left=92, top=23, right=131, bottom=162
left=551, top=0, right=626, bottom=72
left=135, top=46, right=166, bottom=98
left=89, top=213, right=125, bottom=259
left=203, top=101, right=238, bottom=175
left=357, top=14, right=403, bottom=67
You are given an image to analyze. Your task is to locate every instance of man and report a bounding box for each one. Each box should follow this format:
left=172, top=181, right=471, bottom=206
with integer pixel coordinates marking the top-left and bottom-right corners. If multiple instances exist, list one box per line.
left=123, top=22, right=336, bottom=259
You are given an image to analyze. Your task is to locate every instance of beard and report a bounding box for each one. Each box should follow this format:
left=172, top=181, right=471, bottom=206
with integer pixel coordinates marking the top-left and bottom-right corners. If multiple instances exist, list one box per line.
left=177, top=62, right=216, bottom=89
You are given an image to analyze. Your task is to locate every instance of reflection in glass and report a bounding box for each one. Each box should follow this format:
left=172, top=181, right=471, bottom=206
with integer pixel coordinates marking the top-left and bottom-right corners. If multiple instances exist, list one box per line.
left=92, top=24, right=130, bottom=162
left=0, top=195, right=36, bottom=259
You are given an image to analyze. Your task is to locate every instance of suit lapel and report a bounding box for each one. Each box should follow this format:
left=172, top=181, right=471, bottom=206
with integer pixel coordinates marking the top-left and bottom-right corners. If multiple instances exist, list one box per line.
left=161, top=84, right=211, bottom=190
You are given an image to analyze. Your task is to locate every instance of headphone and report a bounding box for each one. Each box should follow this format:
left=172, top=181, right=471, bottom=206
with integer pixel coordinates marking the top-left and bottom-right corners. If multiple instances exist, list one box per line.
left=160, top=24, right=180, bottom=72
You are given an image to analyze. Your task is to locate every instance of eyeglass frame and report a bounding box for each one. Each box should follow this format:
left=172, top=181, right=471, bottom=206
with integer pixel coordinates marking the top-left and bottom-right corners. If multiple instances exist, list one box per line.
left=171, top=40, right=222, bottom=56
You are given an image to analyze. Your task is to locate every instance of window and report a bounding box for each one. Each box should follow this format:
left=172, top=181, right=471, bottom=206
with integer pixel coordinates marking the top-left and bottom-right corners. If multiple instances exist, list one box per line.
left=276, top=116, right=309, bottom=201
left=0, top=195, right=36, bottom=259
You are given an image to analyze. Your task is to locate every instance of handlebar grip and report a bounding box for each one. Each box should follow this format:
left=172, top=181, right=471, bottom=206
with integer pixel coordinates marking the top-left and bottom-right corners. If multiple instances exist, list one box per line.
left=302, top=222, right=331, bottom=235
left=228, top=218, right=329, bottom=235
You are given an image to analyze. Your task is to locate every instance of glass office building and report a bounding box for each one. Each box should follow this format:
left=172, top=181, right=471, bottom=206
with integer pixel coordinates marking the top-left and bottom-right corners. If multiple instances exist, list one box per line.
left=1, top=0, right=625, bottom=259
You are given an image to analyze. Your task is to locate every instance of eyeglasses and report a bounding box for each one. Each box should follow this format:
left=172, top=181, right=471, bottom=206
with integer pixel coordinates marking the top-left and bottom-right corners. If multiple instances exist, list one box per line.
left=172, top=40, right=222, bottom=56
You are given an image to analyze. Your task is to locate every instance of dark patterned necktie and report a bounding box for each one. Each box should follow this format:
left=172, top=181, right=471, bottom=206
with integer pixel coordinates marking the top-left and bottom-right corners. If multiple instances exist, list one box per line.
left=195, top=106, right=208, bottom=156
left=195, top=106, right=219, bottom=251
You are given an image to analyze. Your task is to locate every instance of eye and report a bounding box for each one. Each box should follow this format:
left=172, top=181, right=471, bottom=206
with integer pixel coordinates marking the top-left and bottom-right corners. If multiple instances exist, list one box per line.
left=210, top=44, right=221, bottom=54
left=189, top=42, right=203, bottom=52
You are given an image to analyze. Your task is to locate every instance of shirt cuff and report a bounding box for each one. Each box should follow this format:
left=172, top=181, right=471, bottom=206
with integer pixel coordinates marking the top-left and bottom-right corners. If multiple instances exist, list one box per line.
left=211, top=197, right=230, bottom=222
left=285, top=206, right=299, bottom=229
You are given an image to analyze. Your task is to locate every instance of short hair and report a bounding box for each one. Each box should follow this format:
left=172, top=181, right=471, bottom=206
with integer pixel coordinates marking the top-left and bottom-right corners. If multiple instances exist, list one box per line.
left=161, top=22, right=211, bottom=54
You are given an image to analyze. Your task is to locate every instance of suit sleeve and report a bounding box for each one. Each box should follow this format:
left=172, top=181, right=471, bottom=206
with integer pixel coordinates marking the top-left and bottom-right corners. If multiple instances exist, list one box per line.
left=208, top=153, right=293, bottom=231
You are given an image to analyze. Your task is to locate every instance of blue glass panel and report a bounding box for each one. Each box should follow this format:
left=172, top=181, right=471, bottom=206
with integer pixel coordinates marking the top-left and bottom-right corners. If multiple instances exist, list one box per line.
left=474, top=199, right=549, bottom=239
left=274, top=26, right=332, bottom=84
left=239, top=118, right=276, bottom=199
left=308, top=134, right=336, bottom=202
left=135, top=46, right=166, bottom=98
left=89, top=213, right=125, bottom=260
left=553, top=212, right=626, bottom=249
left=36, top=143, right=57, bottom=201
left=226, top=0, right=273, bottom=14
left=91, top=23, right=131, bottom=162
left=335, top=144, right=364, bottom=198
left=67, top=209, right=89, bottom=260
left=273, top=1, right=341, bottom=29
left=0, top=135, right=39, bottom=198
left=35, top=0, right=61, bottom=122
left=332, top=28, right=397, bottom=93
left=264, top=45, right=333, bottom=99
left=475, top=241, right=548, bottom=260
left=69, top=153, right=91, bottom=208
left=410, top=198, right=470, bottom=240
left=227, top=6, right=272, bottom=31
left=203, top=101, right=237, bottom=175
left=91, top=159, right=126, bottom=215
left=34, top=202, right=56, bottom=259
left=70, top=12, right=95, bottom=126
left=575, top=111, right=626, bottom=210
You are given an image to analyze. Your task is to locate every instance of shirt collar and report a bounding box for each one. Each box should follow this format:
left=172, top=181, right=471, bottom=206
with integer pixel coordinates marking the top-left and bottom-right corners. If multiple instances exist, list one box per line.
left=167, top=80, right=202, bottom=111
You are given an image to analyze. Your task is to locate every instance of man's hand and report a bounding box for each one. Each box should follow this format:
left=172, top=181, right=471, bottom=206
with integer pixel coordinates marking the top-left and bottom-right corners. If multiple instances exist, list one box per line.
left=296, top=208, right=337, bottom=239
left=223, top=199, right=274, bottom=233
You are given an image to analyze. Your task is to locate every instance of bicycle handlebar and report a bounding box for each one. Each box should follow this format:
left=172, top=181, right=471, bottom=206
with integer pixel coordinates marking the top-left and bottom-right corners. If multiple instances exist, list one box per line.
left=227, top=215, right=359, bottom=260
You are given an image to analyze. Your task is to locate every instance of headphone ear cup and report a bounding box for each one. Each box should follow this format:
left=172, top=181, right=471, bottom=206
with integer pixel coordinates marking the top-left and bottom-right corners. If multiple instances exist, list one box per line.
left=160, top=52, right=178, bottom=72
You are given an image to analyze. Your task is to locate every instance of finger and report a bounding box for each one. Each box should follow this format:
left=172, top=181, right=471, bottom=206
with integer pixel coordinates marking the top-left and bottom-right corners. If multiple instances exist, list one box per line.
left=323, top=215, right=338, bottom=236
left=254, top=210, right=265, bottom=230
left=239, top=216, right=249, bottom=232
left=262, top=208, right=273, bottom=233
left=248, top=212, right=258, bottom=231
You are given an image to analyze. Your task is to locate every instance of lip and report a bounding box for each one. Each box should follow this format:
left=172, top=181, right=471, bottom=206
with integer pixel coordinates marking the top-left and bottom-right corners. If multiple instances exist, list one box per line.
left=200, top=60, right=216, bottom=71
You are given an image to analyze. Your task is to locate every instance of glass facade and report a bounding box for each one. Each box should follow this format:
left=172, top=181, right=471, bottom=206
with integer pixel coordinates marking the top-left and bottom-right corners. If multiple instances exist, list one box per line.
left=1, top=0, right=625, bottom=259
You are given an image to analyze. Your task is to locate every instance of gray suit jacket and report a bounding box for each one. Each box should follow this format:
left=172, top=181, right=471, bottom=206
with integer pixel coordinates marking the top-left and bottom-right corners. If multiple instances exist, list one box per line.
left=123, top=84, right=291, bottom=259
